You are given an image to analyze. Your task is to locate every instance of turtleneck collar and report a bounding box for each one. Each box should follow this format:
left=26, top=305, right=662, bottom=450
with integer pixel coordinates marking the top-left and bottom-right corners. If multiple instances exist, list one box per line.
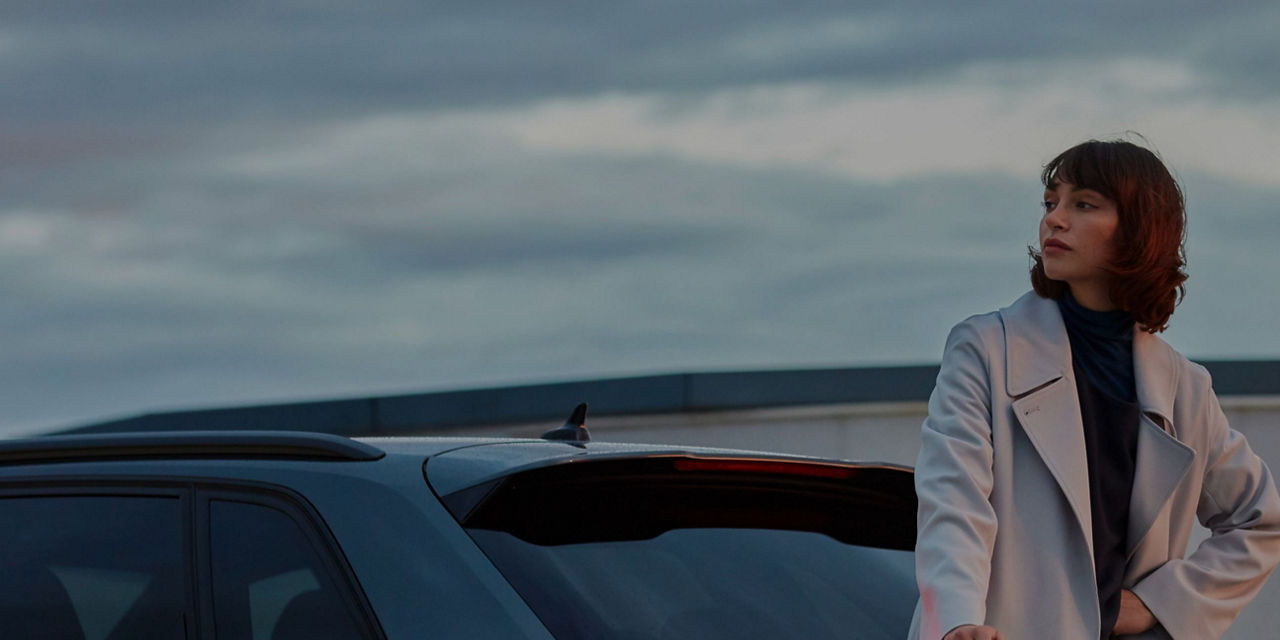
left=1056, top=288, right=1137, bottom=402
left=1057, top=288, right=1134, bottom=344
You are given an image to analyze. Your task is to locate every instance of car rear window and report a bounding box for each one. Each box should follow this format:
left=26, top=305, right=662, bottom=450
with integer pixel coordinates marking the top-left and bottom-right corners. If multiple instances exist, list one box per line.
left=448, top=456, right=917, bottom=640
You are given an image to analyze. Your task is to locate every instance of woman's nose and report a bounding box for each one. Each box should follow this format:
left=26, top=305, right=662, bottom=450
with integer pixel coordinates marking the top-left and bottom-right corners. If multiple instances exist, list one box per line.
left=1044, top=205, right=1067, bottom=230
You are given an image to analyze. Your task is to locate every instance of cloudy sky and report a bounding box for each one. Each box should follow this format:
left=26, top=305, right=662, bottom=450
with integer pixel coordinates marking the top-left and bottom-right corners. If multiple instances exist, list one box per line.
left=4, top=2, right=1280, bottom=435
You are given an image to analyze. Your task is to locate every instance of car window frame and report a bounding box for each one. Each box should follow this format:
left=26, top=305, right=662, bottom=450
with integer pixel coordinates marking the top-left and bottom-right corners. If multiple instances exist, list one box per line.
left=0, top=481, right=198, bottom=640
left=0, top=476, right=385, bottom=640
left=195, top=484, right=385, bottom=640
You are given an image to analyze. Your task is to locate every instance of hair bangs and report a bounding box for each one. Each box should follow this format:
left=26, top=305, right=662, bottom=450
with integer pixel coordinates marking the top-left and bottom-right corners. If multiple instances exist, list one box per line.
left=1041, top=142, right=1121, bottom=203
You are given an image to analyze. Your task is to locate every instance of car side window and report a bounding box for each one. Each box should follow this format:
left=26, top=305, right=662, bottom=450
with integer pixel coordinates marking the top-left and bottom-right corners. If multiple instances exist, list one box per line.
left=209, top=498, right=367, bottom=640
left=0, top=494, right=189, bottom=640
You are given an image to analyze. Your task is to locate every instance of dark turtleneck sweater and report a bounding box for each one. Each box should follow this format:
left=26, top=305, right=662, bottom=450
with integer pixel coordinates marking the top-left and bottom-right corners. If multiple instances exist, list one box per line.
left=1056, top=290, right=1137, bottom=403
left=1056, top=290, right=1140, bottom=640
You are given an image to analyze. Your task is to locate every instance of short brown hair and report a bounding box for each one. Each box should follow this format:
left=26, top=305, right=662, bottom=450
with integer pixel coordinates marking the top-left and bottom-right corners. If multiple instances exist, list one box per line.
left=1029, top=139, right=1188, bottom=333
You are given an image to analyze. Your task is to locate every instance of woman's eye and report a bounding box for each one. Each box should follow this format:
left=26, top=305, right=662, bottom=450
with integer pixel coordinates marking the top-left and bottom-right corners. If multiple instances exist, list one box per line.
left=1076, top=201, right=1097, bottom=210
left=1041, top=200, right=1056, bottom=212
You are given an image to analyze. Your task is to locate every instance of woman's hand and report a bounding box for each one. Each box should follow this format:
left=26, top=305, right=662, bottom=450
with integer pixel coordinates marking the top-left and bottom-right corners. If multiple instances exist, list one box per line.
left=942, top=624, right=1006, bottom=640
left=1112, top=589, right=1157, bottom=636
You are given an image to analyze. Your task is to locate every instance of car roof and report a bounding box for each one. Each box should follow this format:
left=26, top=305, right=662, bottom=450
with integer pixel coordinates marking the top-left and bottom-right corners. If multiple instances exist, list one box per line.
left=0, top=431, right=911, bottom=494
left=0, top=430, right=386, bottom=464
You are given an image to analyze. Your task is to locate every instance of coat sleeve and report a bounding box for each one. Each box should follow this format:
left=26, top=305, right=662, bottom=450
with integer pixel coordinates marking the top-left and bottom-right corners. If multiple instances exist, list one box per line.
left=914, top=319, right=1000, bottom=640
left=1131, top=366, right=1280, bottom=640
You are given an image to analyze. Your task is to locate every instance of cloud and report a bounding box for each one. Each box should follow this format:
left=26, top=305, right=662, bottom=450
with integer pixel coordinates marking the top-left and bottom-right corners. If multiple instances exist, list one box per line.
left=402, top=58, right=1280, bottom=186
left=0, top=134, right=1039, bottom=434
left=4, top=138, right=1278, bottom=435
left=4, top=1, right=1280, bottom=435
left=4, top=1, right=1279, bottom=128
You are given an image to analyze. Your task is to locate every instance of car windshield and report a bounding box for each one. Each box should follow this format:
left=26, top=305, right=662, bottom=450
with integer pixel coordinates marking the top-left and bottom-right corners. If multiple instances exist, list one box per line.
left=468, top=526, right=916, bottom=640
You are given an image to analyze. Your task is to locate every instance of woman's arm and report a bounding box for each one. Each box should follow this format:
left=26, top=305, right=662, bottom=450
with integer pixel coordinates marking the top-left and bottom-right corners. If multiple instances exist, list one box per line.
left=915, top=319, right=1001, bottom=639
left=1130, top=365, right=1280, bottom=639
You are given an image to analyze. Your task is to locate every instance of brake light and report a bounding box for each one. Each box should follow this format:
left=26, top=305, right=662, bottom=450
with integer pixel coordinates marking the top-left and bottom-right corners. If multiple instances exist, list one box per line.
left=672, top=458, right=856, bottom=479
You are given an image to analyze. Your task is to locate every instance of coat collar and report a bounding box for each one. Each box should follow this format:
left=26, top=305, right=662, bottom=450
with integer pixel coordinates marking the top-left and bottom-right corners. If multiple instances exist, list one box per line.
left=999, top=290, right=1178, bottom=425
left=1001, top=291, right=1070, bottom=397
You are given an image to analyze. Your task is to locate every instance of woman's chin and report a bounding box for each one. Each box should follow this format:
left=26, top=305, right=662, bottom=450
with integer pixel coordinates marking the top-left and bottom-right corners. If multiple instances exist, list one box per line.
left=1041, top=269, right=1066, bottom=282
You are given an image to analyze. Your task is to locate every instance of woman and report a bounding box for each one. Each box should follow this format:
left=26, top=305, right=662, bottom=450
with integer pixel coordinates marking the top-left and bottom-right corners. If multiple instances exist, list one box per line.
left=909, top=139, right=1280, bottom=640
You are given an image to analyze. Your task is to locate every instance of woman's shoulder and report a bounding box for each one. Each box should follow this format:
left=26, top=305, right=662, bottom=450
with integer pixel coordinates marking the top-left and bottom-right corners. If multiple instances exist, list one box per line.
left=1133, top=330, right=1223, bottom=441
left=944, top=309, right=1004, bottom=350
left=1172, top=348, right=1217, bottom=401
left=944, top=291, right=1050, bottom=349
left=1135, top=330, right=1213, bottom=391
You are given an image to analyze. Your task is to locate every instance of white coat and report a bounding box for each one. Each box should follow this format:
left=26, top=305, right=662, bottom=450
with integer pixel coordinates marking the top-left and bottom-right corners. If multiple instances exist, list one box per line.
left=909, top=291, right=1280, bottom=639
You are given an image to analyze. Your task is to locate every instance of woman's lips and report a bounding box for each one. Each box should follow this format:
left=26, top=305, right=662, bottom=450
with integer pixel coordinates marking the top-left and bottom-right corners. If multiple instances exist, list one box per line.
left=1043, top=238, right=1071, bottom=251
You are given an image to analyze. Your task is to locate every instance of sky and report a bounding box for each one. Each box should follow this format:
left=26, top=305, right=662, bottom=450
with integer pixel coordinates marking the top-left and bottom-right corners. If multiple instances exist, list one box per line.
left=4, top=2, right=1280, bottom=435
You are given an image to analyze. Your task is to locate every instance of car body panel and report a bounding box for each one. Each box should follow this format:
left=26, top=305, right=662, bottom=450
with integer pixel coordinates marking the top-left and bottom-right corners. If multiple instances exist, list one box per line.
left=0, top=443, right=554, bottom=639
left=0, top=431, right=915, bottom=639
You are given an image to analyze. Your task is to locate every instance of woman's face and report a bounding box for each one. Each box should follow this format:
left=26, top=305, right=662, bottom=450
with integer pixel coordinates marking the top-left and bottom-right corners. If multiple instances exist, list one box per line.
left=1039, top=178, right=1120, bottom=293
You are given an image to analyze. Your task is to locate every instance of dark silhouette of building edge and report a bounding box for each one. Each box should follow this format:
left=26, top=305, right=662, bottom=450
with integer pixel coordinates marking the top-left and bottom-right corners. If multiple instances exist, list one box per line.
left=58, top=361, right=1280, bottom=436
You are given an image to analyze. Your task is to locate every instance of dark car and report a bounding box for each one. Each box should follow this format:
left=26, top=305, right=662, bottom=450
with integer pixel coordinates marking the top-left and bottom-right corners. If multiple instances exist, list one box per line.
left=0, top=421, right=918, bottom=639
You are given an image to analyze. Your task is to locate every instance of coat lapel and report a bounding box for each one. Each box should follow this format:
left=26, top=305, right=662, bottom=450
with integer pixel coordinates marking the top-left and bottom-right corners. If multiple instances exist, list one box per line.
left=1011, top=379, right=1094, bottom=545
left=1126, top=331, right=1195, bottom=558
left=1000, top=292, right=1196, bottom=562
left=1001, top=292, right=1094, bottom=551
